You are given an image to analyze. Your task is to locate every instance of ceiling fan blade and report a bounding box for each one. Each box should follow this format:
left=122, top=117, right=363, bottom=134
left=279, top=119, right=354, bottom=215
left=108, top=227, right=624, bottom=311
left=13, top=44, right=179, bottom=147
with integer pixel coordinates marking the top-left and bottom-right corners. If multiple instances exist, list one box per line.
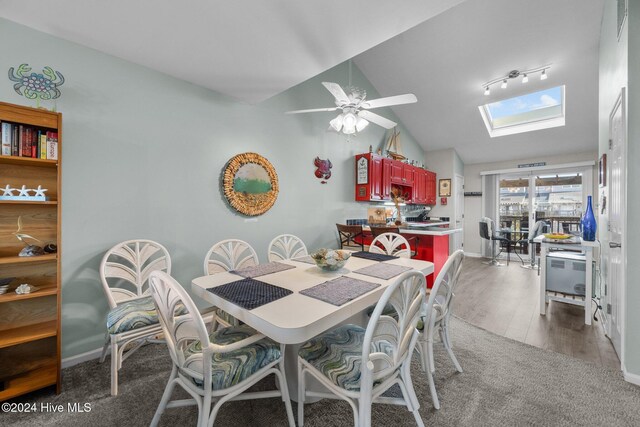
left=285, top=107, right=339, bottom=114
left=322, top=82, right=350, bottom=104
left=358, top=110, right=397, bottom=129
left=361, top=93, right=417, bottom=109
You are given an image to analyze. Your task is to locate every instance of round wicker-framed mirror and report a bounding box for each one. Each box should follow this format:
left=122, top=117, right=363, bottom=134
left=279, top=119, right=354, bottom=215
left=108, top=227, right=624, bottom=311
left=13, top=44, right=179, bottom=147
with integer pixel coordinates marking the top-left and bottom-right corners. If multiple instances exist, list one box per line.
left=222, top=152, right=279, bottom=216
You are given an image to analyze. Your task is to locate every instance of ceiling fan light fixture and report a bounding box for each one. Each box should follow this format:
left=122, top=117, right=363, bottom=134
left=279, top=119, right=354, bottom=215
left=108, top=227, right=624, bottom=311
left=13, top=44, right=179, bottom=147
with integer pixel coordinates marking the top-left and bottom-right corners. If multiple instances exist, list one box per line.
left=522, top=74, right=529, bottom=83
left=484, top=86, right=490, bottom=96
left=342, top=111, right=358, bottom=134
left=501, top=80, right=508, bottom=89
left=541, top=69, right=548, bottom=80
left=355, top=117, right=369, bottom=132
left=329, top=114, right=344, bottom=132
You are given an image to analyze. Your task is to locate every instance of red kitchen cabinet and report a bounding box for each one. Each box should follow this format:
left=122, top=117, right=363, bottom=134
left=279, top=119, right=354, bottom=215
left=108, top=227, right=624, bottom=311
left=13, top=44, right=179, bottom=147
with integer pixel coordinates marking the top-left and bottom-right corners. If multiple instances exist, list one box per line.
left=402, top=163, right=414, bottom=186
left=355, top=153, right=385, bottom=201
left=389, top=160, right=404, bottom=184
left=425, top=170, right=437, bottom=205
left=413, top=168, right=427, bottom=204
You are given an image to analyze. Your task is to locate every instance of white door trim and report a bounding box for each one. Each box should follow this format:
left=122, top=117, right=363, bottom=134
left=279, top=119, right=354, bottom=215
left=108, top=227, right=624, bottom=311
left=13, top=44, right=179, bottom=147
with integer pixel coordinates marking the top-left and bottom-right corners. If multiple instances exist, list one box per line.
left=607, top=87, right=627, bottom=368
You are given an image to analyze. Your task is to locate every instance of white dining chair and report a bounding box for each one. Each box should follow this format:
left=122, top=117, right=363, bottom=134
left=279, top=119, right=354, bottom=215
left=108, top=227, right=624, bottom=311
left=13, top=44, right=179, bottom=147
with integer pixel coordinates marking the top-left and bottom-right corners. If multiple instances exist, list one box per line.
left=203, top=239, right=260, bottom=328
left=297, top=270, right=427, bottom=427
left=416, top=249, right=464, bottom=410
left=204, top=239, right=259, bottom=275
left=98, top=239, right=173, bottom=396
left=268, top=234, right=308, bottom=262
left=369, top=232, right=412, bottom=258
left=148, top=271, right=295, bottom=427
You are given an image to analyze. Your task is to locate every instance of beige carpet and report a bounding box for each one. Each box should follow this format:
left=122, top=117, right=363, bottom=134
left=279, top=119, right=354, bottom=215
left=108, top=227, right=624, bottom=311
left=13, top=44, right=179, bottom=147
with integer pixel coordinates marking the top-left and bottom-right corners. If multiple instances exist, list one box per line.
left=4, top=318, right=640, bottom=426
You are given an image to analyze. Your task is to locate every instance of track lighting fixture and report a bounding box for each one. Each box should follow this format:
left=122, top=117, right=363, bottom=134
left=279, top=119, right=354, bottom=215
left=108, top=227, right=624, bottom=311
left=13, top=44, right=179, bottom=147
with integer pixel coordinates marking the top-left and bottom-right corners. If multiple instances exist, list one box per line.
left=482, top=66, right=551, bottom=95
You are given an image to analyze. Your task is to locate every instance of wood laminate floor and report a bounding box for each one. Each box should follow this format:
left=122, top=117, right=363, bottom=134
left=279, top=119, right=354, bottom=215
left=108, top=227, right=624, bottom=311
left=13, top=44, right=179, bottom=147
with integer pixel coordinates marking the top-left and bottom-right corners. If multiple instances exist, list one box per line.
left=453, top=256, right=620, bottom=369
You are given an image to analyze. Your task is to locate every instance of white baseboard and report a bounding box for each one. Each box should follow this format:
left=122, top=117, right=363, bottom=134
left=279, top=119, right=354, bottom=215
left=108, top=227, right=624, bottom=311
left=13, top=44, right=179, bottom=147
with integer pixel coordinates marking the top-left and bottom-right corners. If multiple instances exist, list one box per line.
left=62, top=346, right=104, bottom=369
left=464, top=252, right=483, bottom=258
left=623, top=368, right=640, bottom=386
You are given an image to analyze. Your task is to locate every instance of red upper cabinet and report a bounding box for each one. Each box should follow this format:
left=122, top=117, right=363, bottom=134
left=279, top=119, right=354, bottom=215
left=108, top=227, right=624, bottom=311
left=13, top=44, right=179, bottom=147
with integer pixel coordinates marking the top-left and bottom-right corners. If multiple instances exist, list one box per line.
left=356, top=153, right=434, bottom=204
left=413, top=168, right=427, bottom=204
left=355, top=153, right=385, bottom=201
left=388, top=160, right=404, bottom=184
left=402, top=163, right=414, bottom=186
left=425, top=170, right=437, bottom=205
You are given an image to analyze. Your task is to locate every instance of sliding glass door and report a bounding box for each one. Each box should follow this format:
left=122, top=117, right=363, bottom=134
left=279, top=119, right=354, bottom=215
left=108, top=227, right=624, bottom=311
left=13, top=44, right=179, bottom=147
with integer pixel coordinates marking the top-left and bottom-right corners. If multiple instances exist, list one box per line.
left=498, top=168, right=588, bottom=260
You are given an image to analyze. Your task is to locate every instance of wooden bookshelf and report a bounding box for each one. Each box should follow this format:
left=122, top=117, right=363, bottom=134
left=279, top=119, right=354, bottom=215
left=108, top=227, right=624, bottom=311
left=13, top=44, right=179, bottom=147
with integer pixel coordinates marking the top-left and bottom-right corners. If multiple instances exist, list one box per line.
left=0, top=101, right=62, bottom=400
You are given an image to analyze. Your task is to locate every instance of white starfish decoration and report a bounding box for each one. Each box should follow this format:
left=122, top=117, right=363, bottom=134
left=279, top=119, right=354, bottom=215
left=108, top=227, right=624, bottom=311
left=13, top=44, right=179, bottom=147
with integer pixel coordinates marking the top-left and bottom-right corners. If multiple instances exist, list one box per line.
left=33, top=185, right=47, bottom=197
left=1, top=185, right=15, bottom=196
left=17, top=185, right=30, bottom=196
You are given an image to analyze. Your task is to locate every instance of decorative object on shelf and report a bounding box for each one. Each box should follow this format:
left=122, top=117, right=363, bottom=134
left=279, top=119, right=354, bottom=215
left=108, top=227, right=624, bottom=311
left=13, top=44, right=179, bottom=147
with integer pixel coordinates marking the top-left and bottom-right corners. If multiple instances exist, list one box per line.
left=581, top=195, right=597, bottom=241
left=385, top=127, right=405, bottom=160
left=482, top=66, right=550, bottom=95
left=310, top=249, right=351, bottom=271
left=285, top=62, right=417, bottom=135
left=44, top=243, right=57, bottom=253
left=439, top=179, right=451, bottom=197
left=8, top=64, right=65, bottom=108
left=0, top=184, right=48, bottom=201
left=13, top=215, right=45, bottom=256
left=368, top=207, right=386, bottom=225
left=390, top=186, right=408, bottom=226
left=15, top=283, right=39, bottom=294
left=0, top=277, right=14, bottom=295
left=222, top=152, right=279, bottom=216
left=313, top=157, right=332, bottom=184
left=599, top=154, right=607, bottom=187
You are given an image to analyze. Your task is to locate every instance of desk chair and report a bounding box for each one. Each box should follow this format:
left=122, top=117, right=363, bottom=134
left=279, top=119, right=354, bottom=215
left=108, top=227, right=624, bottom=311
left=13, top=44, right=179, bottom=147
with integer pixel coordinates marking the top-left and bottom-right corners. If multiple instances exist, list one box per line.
left=336, top=224, right=365, bottom=251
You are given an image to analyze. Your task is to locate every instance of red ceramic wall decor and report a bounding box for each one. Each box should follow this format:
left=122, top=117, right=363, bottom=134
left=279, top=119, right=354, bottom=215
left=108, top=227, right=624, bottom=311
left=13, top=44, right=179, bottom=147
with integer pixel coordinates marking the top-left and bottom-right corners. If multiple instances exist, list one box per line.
left=314, top=157, right=332, bottom=184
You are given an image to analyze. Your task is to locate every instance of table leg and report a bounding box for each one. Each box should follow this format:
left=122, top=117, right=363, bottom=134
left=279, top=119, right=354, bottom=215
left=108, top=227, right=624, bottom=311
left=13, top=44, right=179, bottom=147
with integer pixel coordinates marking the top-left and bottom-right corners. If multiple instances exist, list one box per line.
left=585, top=248, right=593, bottom=326
left=539, top=244, right=548, bottom=316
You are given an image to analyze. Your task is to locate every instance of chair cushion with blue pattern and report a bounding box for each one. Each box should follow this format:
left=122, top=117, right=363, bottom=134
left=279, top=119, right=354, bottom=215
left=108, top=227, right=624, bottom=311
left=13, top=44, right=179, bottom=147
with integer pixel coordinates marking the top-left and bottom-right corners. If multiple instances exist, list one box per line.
left=106, top=296, right=187, bottom=334
left=298, top=324, right=393, bottom=392
left=185, top=325, right=281, bottom=390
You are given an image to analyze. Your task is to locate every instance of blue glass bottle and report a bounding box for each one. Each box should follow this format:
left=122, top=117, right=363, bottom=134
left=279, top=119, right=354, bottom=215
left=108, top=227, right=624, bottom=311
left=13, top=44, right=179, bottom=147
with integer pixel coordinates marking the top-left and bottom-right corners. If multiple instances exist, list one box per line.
left=581, top=195, right=597, bottom=241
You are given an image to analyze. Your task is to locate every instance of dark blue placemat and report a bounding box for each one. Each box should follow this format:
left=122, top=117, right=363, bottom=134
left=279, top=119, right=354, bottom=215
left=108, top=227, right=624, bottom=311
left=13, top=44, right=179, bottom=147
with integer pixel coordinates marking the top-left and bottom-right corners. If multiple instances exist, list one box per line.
left=207, top=279, right=293, bottom=310
left=351, top=251, right=398, bottom=262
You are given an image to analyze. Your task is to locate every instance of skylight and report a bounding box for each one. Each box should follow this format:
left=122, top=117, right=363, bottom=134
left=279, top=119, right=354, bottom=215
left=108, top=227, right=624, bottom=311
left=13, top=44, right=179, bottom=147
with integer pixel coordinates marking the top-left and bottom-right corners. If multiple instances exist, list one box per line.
left=479, top=86, right=565, bottom=137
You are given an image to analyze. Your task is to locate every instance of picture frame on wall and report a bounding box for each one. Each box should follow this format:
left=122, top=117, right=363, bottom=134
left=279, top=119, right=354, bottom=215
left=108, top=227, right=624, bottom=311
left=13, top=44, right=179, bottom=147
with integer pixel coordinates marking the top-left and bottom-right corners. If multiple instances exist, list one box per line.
left=599, top=153, right=607, bottom=187
left=439, top=178, right=451, bottom=197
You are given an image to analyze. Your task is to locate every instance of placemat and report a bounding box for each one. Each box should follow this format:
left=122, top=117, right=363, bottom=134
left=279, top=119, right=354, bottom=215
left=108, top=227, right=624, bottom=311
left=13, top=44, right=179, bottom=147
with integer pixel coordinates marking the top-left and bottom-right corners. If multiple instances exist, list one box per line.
left=230, top=261, right=296, bottom=278
left=353, top=263, right=412, bottom=280
left=207, top=279, right=292, bottom=310
left=351, top=251, right=398, bottom=262
left=292, top=255, right=316, bottom=264
left=300, top=276, right=380, bottom=306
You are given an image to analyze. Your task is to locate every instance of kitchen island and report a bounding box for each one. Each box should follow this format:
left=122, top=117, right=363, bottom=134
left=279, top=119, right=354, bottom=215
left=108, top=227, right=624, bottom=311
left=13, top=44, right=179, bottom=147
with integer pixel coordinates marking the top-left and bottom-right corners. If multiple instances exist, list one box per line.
left=364, top=223, right=462, bottom=287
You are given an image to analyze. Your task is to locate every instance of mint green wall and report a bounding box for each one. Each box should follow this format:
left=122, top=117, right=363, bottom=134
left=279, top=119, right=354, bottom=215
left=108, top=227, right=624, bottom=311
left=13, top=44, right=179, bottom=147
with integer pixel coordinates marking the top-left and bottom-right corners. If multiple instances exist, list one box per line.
left=0, top=18, right=424, bottom=358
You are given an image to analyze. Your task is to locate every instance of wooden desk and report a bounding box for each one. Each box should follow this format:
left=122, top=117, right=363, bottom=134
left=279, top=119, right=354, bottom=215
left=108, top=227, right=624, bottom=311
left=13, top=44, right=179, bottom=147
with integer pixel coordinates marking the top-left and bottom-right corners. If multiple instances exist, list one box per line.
left=535, top=235, right=598, bottom=325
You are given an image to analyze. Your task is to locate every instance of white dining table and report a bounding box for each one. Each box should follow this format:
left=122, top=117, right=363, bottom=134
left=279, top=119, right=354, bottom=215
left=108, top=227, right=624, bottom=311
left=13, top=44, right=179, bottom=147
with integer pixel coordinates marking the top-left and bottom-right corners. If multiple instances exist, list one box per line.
left=191, top=254, right=434, bottom=398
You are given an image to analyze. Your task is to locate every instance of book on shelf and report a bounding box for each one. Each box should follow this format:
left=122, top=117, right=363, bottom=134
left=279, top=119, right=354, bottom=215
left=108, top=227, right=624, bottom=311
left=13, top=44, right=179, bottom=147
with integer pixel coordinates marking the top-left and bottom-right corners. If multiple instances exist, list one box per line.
left=0, top=121, right=57, bottom=159
left=40, top=132, right=47, bottom=159
left=1, top=121, right=11, bottom=155
left=46, top=131, right=58, bottom=160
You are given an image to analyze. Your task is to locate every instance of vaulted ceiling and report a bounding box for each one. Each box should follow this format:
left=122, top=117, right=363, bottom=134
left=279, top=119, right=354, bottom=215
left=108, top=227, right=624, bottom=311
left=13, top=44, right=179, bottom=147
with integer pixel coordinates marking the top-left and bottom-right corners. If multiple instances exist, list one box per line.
left=0, top=0, right=604, bottom=164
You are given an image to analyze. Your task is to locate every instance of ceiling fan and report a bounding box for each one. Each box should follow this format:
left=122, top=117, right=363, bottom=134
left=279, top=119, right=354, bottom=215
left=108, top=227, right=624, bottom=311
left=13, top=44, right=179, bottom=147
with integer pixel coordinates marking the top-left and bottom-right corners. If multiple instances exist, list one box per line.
left=285, top=82, right=417, bottom=135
